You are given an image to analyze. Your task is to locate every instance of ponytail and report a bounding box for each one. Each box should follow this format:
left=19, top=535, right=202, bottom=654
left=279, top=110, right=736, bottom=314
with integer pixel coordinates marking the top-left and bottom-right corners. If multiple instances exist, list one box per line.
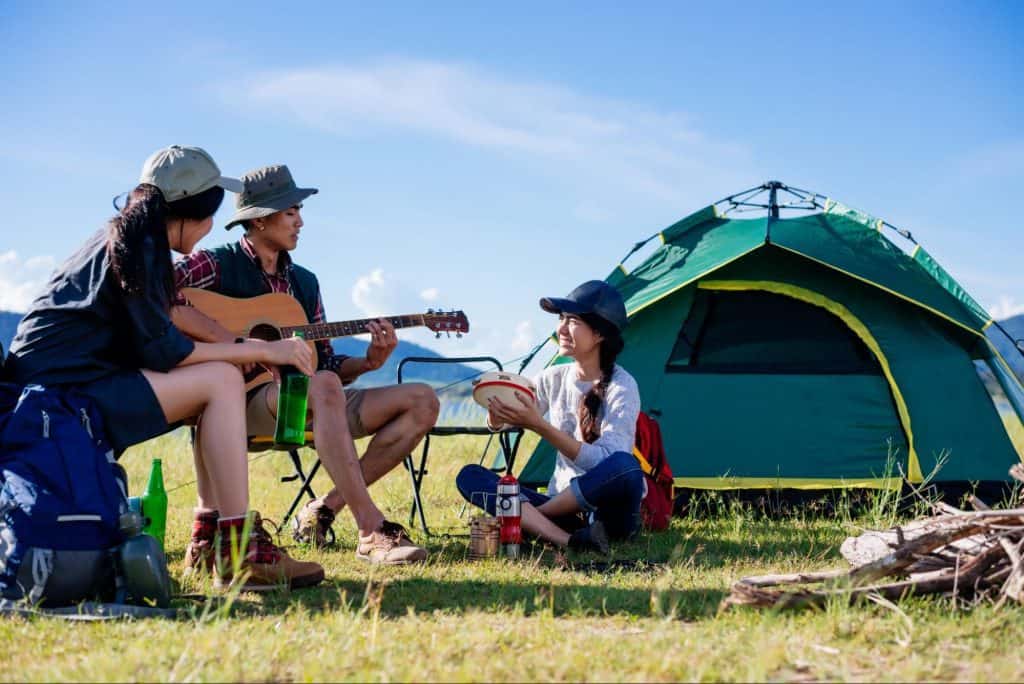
left=577, top=314, right=625, bottom=444
left=107, top=182, right=224, bottom=306
left=107, top=184, right=172, bottom=300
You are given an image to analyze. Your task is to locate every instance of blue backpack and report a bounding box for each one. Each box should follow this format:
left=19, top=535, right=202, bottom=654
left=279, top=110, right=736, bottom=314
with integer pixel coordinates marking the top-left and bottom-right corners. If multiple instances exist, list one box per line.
left=0, top=383, right=129, bottom=604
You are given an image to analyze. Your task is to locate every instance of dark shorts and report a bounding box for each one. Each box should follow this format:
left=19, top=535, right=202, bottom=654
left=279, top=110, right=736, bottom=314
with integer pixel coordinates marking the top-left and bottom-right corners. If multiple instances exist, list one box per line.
left=76, top=370, right=175, bottom=455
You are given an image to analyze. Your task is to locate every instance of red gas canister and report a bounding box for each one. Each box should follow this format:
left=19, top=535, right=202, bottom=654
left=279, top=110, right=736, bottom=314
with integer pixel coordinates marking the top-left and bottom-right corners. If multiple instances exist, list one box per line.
left=496, top=473, right=521, bottom=559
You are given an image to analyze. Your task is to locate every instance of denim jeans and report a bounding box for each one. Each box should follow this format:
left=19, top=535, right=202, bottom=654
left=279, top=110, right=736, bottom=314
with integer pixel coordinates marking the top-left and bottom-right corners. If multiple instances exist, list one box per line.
left=455, top=451, right=645, bottom=540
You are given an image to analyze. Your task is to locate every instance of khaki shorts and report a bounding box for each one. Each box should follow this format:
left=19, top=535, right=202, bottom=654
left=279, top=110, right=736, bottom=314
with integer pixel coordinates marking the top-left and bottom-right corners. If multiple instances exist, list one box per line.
left=246, top=383, right=368, bottom=439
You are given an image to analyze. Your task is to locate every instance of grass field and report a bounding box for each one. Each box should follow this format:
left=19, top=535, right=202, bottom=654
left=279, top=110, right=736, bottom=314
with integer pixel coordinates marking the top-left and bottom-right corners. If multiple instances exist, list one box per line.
left=3, top=429, right=1024, bottom=682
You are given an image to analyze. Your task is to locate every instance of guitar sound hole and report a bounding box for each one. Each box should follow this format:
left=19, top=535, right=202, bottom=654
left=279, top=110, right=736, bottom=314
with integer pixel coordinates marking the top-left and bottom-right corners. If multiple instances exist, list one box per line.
left=249, top=324, right=282, bottom=342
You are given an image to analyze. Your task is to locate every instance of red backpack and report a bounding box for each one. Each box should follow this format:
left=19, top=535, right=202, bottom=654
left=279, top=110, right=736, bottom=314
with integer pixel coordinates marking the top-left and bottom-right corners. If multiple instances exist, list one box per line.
left=633, top=411, right=674, bottom=531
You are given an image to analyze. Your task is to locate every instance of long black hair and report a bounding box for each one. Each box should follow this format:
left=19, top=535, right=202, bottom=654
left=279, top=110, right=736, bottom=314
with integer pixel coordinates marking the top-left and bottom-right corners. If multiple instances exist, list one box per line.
left=577, top=312, right=625, bottom=444
left=107, top=183, right=224, bottom=305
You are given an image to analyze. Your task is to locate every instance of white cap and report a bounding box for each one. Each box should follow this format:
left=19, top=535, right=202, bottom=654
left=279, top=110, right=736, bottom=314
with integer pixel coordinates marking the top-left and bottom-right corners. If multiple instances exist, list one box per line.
left=139, top=145, right=243, bottom=201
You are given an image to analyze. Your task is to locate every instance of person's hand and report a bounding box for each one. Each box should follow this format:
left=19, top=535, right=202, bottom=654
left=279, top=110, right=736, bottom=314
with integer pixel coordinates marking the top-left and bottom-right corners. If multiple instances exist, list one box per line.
left=364, top=318, right=398, bottom=371
left=488, top=393, right=543, bottom=432
left=262, top=337, right=314, bottom=376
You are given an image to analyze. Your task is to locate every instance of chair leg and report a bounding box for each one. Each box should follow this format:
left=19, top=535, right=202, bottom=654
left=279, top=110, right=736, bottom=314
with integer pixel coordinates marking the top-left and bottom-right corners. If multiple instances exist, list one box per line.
left=280, top=450, right=320, bottom=528
left=405, top=436, right=432, bottom=536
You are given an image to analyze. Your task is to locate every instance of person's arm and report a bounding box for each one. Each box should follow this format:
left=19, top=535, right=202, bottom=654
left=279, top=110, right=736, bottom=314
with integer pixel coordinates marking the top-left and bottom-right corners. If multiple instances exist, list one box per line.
left=487, top=380, right=584, bottom=460
left=170, top=305, right=235, bottom=343
left=178, top=337, right=314, bottom=375
left=313, top=286, right=397, bottom=383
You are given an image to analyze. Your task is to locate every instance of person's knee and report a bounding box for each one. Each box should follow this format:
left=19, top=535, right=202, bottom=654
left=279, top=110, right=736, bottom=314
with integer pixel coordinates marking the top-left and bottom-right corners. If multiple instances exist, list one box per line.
left=309, top=371, right=346, bottom=411
left=205, top=362, right=244, bottom=396
left=407, top=383, right=439, bottom=427
left=455, top=464, right=490, bottom=501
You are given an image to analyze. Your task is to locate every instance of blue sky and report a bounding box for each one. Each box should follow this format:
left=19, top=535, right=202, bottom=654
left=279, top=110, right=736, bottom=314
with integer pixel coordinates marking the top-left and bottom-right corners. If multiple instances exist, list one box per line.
left=1, top=1, right=1021, bottom=366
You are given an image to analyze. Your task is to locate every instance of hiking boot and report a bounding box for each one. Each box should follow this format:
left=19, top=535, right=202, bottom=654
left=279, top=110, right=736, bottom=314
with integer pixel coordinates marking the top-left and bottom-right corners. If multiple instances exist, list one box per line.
left=355, top=520, right=428, bottom=565
left=568, top=519, right=610, bottom=555
left=214, top=512, right=325, bottom=592
left=292, top=500, right=337, bottom=548
left=182, top=509, right=218, bottom=577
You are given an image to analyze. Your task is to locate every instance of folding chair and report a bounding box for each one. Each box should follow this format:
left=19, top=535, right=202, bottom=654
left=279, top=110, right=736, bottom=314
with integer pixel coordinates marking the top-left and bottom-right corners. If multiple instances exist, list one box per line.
left=247, top=432, right=321, bottom=532
left=398, top=356, right=524, bottom=536
left=189, top=420, right=322, bottom=533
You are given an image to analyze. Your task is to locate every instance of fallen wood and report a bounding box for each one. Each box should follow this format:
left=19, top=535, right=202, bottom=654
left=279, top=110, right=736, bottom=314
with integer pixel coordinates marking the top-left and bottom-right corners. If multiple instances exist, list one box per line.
left=722, top=467, right=1024, bottom=612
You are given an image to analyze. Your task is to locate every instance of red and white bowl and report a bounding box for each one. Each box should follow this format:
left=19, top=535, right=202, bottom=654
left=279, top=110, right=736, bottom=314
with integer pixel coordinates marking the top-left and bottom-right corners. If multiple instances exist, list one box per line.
left=472, top=371, right=537, bottom=408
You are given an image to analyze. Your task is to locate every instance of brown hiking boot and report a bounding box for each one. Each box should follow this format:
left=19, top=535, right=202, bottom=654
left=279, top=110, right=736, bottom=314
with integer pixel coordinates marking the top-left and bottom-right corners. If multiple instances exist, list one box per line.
left=356, top=520, right=428, bottom=565
left=214, top=512, right=325, bottom=592
left=291, top=500, right=337, bottom=548
left=182, top=510, right=218, bottom=577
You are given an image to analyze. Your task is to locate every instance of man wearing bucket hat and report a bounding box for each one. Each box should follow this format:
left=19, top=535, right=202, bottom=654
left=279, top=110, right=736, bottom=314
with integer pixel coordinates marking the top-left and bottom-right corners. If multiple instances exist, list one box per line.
left=173, top=164, right=437, bottom=565
left=7, top=146, right=326, bottom=591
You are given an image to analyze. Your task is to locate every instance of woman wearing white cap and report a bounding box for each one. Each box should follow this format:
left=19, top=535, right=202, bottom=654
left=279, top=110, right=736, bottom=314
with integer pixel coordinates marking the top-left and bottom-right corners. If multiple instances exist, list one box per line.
left=4, top=145, right=324, bottom=591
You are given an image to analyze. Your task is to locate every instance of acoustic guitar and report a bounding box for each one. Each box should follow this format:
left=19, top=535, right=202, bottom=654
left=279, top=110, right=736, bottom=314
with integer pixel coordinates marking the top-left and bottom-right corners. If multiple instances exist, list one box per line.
left=181, top=288, right=470, bottom=390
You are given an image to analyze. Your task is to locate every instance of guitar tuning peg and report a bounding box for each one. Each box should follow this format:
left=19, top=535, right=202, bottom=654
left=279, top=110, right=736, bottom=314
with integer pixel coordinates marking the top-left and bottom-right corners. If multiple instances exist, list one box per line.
left=456, top=332, right=462, bottom=339
left=435, top=332, right=441, bottom=339
left=446, top=331, right=451, bottom=338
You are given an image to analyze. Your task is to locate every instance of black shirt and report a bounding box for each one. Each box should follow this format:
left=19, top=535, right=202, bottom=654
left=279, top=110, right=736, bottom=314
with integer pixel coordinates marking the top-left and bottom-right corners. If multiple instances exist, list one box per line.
left=5, top=229, right=195, bottom=386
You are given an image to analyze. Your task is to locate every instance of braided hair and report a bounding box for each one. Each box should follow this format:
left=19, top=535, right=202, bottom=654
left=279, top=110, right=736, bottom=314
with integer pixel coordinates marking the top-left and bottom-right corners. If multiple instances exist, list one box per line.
left=577, top=312, right=625, bottom=444
left=107, top=183, right=224, bottom=304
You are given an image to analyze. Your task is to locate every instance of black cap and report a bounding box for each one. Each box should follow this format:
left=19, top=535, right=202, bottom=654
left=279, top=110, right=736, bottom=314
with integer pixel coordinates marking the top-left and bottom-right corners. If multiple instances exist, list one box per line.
left=539, top=280, right=628, bottom=332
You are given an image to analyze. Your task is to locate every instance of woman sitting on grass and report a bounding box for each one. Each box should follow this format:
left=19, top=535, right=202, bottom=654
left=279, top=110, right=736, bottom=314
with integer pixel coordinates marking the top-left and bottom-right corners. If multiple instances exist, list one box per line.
left=456, top=280, right=644, bottom=553
left=4, top=145, right=323, bottom=591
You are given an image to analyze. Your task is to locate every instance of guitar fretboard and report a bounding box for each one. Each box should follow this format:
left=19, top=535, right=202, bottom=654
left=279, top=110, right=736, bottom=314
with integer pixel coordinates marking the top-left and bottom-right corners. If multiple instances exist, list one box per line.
left=281, top=315, right=427, bottom=341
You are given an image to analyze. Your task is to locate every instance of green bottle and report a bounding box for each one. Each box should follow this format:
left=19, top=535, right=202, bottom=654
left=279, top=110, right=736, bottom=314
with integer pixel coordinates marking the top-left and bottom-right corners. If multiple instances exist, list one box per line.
left=274, top=331, right=310, bottom=448
left=140, top=458, right=168, bottom=548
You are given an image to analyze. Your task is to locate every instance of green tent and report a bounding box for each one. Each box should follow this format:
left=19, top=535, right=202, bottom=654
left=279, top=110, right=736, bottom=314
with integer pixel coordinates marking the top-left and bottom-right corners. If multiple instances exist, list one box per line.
left=519, top=183, right=1024, bottom=492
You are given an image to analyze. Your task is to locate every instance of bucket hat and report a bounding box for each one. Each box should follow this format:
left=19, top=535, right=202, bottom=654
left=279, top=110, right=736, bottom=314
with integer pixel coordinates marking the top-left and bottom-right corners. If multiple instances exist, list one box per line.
left=225, top=165, right=318, bottom=230
left=540, top=280, right=629, bottom=332
left=139, top=145, right=242, bottom=202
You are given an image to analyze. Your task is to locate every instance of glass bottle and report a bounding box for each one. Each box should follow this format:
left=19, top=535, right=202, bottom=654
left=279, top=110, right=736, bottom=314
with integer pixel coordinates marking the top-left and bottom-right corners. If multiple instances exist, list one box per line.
left=140, top=458, right=168, bottom=548
left=274, top=331, right=310, bottom=447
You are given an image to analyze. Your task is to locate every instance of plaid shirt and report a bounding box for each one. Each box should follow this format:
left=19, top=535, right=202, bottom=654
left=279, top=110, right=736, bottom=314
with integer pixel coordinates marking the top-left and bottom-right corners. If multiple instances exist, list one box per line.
left=173, top=237, right=348, bottom=373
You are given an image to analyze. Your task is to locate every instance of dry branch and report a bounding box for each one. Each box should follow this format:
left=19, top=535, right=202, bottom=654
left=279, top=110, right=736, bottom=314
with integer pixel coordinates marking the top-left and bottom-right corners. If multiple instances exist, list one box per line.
left=722, top=468, right=1024, bottom=611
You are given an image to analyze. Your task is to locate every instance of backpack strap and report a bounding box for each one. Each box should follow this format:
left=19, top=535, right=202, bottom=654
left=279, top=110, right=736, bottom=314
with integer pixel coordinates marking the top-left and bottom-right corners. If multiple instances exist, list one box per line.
left=25, top=548, right=54, bottom=605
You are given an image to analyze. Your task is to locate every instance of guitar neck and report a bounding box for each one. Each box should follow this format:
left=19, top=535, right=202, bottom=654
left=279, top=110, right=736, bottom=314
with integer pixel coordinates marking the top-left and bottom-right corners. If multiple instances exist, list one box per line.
left=282, top=315, right=427, bottom=341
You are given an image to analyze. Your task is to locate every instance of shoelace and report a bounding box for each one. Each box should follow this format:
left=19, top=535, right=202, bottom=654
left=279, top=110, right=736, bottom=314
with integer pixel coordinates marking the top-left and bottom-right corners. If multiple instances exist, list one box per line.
left=250, top=515, right=284, bottom=560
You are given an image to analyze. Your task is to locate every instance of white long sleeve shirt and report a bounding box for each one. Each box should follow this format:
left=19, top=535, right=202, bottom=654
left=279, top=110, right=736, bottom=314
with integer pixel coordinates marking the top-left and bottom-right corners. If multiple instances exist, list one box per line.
left=533, top=363, right=641, bottom=496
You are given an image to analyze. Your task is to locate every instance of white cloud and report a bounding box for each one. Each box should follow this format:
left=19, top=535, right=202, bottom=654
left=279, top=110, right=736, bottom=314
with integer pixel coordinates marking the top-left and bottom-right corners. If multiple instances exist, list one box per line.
left=0, top=250, right=54, bottom=312
left=227, top=58, right=758, bottom=204
left=510, top=319, right=536, bottom=354
left=351, top=268, right=446, bottom=321
left=989, top=295, right=1024, bottom=321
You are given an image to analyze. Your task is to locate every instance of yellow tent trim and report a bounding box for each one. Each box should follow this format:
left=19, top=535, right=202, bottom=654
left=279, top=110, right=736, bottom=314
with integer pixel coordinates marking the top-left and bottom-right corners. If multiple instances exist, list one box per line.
left=624, top=244, right=764, bottom=319
left=983, top=319, right=995, bottom=331
left=617, top=263, right=629, bottom=277
left=675, top=476, right=901, bottom=490
left=874, top=218, right=884, bottom=232
left=987, top=339, right=1024, bottom=395
left=911, top=244, right=921, bottom=258
left=772, top=243, right=984, bottom=340
left=699, top=279, right=924, bottom=482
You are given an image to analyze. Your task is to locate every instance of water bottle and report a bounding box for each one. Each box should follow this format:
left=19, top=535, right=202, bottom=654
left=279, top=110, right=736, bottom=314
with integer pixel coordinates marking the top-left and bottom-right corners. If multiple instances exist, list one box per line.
left=274, top=331, right=310, bottom=448
left=141, top=458, right=168, bottom=548
left=496, top=473, right=521, bottom=559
